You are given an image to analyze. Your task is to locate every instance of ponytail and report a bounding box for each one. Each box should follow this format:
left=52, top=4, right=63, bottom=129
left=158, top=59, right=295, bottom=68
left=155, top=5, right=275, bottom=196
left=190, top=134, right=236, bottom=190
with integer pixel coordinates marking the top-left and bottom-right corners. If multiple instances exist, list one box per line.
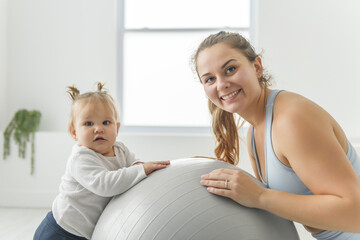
left=208, top=100, right=239, bottom=165
left=192, top=31, right=272, bottom=166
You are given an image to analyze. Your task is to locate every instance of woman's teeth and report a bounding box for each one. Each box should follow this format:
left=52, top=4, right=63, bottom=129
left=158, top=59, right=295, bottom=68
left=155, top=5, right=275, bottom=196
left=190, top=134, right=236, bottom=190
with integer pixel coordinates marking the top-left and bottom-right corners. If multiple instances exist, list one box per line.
left=221, top=89, right=240, bottom=100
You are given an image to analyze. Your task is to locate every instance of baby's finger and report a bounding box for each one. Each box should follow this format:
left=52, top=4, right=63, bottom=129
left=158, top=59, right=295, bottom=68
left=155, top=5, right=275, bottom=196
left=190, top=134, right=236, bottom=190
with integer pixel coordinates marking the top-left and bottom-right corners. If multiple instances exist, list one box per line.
left=155, top=163, right=168, bottom=169
left=155, top=160, right=170, bottom=165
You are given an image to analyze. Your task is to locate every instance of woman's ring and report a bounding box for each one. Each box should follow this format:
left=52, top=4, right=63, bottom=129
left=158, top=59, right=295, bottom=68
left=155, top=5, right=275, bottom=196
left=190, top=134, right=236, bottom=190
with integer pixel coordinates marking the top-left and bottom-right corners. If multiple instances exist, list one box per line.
left=225, top=179, right=228, bottom=189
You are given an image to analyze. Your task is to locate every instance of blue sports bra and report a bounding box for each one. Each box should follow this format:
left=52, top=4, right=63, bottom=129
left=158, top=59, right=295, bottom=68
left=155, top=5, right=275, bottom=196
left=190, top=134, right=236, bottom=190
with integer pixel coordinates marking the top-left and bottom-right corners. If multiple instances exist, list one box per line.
left=251, top=90, right=360, bottom=195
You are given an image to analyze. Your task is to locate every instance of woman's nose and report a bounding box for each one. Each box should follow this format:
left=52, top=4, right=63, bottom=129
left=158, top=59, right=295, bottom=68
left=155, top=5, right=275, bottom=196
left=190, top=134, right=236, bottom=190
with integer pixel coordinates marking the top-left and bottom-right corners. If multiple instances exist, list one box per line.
left=216, top=76, right=230, bottom=91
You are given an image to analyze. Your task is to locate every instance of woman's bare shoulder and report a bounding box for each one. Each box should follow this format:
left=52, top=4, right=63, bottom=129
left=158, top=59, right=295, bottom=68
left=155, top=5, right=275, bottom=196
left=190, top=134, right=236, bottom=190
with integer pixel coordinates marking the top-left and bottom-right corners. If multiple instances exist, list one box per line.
left=274, top=91, right=347, bottom=150
left=274, top=91, right=330, bottom=124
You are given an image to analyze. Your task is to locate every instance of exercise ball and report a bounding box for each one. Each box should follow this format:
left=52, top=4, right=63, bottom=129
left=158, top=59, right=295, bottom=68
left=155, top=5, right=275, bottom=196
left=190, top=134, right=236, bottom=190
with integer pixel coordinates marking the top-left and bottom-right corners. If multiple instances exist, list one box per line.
left=92, top=158, right=299, bottom=240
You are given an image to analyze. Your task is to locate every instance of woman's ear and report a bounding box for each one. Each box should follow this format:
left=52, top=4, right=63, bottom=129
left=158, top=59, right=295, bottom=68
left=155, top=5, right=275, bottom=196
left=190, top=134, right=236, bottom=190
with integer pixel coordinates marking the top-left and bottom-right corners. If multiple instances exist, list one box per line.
left=69, top=125, right=77, bottom=141
left=254, top=56, right=263, bottom=78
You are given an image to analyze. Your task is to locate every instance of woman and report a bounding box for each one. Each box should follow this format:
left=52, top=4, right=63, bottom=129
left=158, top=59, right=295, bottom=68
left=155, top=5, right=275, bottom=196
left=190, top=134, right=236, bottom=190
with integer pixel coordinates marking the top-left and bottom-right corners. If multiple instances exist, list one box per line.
left=195, top=31, right=360, bottom=240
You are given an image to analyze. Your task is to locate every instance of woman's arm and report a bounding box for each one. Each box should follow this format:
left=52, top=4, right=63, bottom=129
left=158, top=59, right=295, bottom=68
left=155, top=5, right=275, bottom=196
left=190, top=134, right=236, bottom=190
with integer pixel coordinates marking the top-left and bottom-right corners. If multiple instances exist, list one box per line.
left=201, top=96, right=360, bottom=232
left=262, top=100, right=360, bottom=232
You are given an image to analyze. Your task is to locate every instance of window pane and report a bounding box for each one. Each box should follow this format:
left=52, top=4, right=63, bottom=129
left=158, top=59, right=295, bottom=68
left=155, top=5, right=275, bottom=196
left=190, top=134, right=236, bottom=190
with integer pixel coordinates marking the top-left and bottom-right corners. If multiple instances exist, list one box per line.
left=123, top=31, right=249, bottom=127
left=125, top=0, right=250, bottom=29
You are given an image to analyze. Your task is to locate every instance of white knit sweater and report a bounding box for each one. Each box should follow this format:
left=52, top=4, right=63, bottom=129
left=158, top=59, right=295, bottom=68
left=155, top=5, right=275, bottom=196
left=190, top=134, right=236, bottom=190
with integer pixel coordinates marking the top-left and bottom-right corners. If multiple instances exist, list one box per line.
left=52, top=141, right=146, bottom=239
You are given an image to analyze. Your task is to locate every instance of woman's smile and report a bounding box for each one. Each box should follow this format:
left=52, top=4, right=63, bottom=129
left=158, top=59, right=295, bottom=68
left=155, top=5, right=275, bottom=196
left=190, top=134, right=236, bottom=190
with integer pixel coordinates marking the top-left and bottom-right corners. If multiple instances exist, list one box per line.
left=220, top=89, right=241, bottom=101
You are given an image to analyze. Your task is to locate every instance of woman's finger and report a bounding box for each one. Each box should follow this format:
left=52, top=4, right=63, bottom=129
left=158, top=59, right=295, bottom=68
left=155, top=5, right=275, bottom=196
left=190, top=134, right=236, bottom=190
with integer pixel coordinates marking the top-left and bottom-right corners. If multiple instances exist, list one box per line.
left=209, top=168, right=239, bottom=175
left=206, top=187, right=232, bottom=198
left=201, top=178, right=233, bottom=190
left=201, top=170, right=232, bottom=180
left=200, top=179, right=230, bottom=189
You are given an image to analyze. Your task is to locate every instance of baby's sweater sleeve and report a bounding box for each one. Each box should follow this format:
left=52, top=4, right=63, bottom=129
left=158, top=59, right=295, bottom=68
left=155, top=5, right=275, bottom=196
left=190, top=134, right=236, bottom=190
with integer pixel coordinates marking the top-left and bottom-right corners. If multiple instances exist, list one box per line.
left=69, top=146, right=146, bottom=197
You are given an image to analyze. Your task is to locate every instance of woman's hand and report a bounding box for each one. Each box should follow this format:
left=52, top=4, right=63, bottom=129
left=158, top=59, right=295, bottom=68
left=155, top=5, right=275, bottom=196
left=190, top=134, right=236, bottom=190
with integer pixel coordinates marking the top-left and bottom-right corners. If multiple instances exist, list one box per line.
left=141, top=160, right=170, bottom=175
left=200, top=168, right=265, bottom=209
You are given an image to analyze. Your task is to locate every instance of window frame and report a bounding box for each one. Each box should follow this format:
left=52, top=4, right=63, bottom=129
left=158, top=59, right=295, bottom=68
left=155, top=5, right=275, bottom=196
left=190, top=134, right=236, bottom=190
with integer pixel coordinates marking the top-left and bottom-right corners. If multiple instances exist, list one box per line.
left=116, top=0, right=258, bottom=134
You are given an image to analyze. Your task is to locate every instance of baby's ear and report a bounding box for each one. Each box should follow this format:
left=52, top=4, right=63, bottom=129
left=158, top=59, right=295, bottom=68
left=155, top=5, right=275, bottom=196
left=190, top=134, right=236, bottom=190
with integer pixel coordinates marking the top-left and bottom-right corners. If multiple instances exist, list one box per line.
left=69, top=125, right=77, bottom=141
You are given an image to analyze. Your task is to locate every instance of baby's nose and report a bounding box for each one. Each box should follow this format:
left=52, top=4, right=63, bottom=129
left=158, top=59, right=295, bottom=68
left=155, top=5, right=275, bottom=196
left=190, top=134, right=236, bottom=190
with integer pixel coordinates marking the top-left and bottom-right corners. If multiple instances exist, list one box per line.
left=94, top=125, right=104, bottom=133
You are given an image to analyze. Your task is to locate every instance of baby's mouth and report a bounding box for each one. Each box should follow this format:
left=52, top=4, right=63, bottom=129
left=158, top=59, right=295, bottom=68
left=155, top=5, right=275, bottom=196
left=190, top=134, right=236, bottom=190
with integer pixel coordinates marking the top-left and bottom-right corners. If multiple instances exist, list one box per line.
left=94, top=137, right=106, bottom=142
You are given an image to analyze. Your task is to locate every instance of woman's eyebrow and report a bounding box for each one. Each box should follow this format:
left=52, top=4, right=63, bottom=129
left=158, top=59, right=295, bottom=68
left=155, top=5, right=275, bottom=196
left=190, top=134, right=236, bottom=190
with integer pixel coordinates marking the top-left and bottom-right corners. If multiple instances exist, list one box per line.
left=200, top=72, right=211, bottom=79
left=200, top=59, right=236, bottom=79
left=222, top=59, right=236, bottom=69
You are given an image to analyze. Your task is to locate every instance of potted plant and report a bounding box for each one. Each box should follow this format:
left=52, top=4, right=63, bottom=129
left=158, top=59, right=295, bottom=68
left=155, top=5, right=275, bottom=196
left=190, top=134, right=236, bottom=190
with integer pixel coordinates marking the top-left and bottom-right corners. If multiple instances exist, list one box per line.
left=3, top=109, right=41, bottom=175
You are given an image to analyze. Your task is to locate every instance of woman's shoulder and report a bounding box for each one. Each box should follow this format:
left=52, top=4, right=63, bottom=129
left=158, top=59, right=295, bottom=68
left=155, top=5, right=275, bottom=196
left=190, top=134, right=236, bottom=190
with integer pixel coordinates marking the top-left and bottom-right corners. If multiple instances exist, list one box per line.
left=273, top=90, right=333, bottom=135
left=276, top=91, right=314, bottom=108
left=275, top=91, right=328, bottom=120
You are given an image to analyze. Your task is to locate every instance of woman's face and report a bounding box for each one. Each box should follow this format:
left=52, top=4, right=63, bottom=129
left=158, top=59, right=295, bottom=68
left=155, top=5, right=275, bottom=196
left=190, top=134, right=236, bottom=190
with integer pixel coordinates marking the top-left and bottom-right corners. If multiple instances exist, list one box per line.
left=196, top=43, right=263, bottom=114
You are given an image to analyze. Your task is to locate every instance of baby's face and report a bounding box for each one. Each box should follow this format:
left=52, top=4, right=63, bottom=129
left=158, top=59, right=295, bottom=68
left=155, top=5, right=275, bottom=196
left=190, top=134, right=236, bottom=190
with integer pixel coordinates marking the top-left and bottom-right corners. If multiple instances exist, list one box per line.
left=69, top=100, right=119, bottom=157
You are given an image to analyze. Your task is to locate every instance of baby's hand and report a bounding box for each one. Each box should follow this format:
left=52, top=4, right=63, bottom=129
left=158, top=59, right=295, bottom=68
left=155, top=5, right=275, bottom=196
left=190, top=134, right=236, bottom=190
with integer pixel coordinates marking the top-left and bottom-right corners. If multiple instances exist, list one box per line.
left=192, top=156, right=217, bottom=160
left=143, top=160, right=170, bottom=176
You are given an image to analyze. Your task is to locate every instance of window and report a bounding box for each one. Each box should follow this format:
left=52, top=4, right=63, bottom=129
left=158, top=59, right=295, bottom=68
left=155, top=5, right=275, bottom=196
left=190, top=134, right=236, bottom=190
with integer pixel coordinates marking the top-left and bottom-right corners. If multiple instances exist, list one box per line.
left=117, top=0, right=255, bottom=133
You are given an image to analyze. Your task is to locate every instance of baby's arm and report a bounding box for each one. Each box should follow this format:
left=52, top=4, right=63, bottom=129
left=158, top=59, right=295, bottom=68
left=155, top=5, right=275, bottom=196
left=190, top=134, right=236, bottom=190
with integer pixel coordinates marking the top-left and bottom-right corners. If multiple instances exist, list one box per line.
left=70, top=149, right=147, bottom=197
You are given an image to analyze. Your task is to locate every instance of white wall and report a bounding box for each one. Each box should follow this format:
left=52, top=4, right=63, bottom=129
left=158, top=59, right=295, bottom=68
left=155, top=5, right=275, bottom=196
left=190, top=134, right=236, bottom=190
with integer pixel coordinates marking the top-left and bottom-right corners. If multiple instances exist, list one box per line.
left=2, top=0, right=360, bottom=135
left=0, top=0, right=7, bottom=129
left=4, top=0, right=117, bottom=131
left=257, top=0, right=360, bottom=138
left=1, top=0, right=360, bottom=208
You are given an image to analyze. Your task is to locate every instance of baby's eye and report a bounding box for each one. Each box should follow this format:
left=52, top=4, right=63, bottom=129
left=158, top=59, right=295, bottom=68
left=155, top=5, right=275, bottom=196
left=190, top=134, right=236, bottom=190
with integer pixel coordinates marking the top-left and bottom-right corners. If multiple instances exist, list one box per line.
left=226, top=66, right=236, bottom=74
left=85, top=121, right=93, bottom=126
left=103, top=120, right=111, bottom=125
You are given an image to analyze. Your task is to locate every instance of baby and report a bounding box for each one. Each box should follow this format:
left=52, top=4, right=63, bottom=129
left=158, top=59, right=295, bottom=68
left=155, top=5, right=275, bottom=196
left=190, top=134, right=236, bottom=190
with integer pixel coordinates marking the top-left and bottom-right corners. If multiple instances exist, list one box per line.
left=34, top=83, right=169, bottom=240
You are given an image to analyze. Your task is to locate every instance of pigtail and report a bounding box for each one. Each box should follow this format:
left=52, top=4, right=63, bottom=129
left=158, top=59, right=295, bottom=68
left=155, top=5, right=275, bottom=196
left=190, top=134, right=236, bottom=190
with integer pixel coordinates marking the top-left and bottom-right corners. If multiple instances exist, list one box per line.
left=209, top=100, right=239, bottom=166
left=96, top=82, right=105, bottom=92
left=67, top=85, right=80, bottom=101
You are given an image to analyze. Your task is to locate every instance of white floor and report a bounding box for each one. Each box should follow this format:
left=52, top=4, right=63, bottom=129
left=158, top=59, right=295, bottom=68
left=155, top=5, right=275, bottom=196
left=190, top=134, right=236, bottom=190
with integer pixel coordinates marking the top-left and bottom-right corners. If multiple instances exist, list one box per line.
left=0, top=208, right=49, bottom=240
left=0, top=207, right=315, bottom=240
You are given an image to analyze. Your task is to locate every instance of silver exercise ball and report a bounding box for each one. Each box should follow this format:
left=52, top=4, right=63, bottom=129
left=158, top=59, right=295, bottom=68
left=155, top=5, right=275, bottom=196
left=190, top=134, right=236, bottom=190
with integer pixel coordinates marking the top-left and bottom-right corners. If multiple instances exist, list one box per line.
left=92, top=158, right=299, bottom=240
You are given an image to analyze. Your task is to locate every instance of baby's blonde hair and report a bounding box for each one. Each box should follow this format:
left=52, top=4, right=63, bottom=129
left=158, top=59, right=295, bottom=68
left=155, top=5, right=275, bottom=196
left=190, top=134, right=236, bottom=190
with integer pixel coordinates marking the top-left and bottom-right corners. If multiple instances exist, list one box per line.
left=67, top=82, right=120, bottom=128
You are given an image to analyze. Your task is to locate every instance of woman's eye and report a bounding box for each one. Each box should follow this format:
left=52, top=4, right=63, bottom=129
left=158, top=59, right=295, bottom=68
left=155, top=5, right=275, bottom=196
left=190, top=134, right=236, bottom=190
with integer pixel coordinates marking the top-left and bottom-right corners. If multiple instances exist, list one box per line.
left=85, top=121, right=93, bottom=126
left=103, top=120, right=111, bottom=125
left=205, top=77, right=215, bottom=84
left=226, top=66, right=236, bottom=74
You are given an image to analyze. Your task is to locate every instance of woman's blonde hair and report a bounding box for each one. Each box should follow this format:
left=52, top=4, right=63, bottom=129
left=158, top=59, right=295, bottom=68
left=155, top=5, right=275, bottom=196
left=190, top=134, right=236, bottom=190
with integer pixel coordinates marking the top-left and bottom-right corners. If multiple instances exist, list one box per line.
left=192, top=31, right=271, bottom=165
left=66, top=82, right=120, bottom=128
